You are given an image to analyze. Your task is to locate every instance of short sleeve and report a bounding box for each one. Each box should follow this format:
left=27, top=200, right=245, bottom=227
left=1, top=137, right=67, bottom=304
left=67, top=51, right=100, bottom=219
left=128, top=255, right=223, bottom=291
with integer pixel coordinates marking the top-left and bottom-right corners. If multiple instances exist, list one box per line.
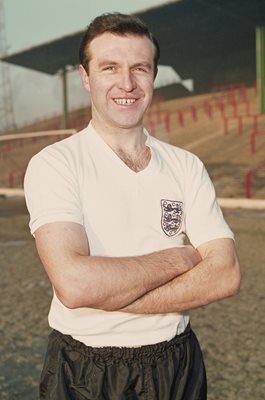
left=184, top=154, right=234, bottom=248
left=24, top=147, right=83, bottom=235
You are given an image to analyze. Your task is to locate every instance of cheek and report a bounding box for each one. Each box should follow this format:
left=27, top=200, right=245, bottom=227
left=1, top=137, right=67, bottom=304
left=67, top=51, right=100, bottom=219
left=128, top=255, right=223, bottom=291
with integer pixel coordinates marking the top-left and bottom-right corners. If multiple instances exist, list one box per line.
left=140, top=76, right=154, bottom=91
left=91, top=76, right=116, bottom=92
left=88, top=77, right=98, bottom=90
left=142, top=80, right=154, bottom=97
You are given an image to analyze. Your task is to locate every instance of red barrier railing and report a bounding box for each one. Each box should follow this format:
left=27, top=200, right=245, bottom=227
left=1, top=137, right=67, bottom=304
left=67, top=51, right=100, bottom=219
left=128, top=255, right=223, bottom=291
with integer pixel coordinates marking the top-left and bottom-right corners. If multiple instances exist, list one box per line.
left=245, top=163, right=265, bottom=198
left=250, top=131, right=265, bottom=155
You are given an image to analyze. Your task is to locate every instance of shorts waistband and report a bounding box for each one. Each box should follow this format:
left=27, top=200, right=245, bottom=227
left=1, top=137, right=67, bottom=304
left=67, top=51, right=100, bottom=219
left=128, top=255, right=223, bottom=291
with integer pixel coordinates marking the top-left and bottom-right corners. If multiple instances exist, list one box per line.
left=51, top=324, right=191, bottom=361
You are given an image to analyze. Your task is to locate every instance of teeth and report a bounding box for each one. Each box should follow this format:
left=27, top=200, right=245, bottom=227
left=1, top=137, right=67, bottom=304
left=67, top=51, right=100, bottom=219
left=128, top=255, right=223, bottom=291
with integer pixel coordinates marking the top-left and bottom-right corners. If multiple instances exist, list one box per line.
left=114, top=98, right=136, bottom=105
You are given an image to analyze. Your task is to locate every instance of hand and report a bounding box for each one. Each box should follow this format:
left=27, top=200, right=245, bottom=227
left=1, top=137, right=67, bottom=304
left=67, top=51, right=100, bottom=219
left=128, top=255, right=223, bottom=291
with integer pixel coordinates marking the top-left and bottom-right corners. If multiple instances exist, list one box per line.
left=153, top=245, right=201, bottom=277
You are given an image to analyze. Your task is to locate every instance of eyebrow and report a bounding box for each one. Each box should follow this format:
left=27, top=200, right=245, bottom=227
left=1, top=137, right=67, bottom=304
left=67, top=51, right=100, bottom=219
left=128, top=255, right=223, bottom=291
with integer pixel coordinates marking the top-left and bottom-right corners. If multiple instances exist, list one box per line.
left=132, top=62, right=153, bottom=70
left=98, top=60, right=118, bottom=67
left=98, top=60, right=153, bottom=70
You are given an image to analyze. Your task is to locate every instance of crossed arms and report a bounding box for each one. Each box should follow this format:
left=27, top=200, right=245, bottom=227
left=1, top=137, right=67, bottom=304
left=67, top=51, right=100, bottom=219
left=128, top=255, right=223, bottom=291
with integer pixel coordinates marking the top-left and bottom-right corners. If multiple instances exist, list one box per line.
left=34, top=221, right=240, bottom=313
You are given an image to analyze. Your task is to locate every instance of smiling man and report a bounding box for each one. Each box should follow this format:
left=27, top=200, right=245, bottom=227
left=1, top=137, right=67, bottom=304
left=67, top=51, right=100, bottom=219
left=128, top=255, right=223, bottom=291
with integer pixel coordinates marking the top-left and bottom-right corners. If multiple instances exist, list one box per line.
left=24, top=13, right=240, bottom=400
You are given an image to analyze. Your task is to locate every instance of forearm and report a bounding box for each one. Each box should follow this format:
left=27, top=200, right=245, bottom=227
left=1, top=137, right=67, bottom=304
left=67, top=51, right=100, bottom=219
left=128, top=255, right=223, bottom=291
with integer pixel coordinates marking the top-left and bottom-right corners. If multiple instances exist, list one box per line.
left=120, top=239, right=241, bottom=314
left=56, top=245, right=200, bottom=310
left=35, top=222, right=202, bottom=311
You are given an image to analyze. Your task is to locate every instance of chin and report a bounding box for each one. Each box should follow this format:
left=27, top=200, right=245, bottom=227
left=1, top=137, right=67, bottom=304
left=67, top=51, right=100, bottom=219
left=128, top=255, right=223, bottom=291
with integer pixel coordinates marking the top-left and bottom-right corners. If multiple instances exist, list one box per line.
left=114, top=116, right=143, bottom=129
left=117, top=122, right=142, bottom=130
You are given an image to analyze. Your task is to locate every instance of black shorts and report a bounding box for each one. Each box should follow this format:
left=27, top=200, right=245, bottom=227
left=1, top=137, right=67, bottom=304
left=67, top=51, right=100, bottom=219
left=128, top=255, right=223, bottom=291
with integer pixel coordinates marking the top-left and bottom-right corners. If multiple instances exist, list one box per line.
left=40, top=325, right=207, bottom=399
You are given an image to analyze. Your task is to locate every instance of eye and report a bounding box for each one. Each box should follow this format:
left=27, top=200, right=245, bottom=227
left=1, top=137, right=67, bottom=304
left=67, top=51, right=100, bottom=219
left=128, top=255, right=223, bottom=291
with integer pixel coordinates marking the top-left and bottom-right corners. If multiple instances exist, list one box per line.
left=102, top=65, right=116, bottom=72
left=133, top=65, right=152, bottom=74
left=135, top=67, right=147, bottom=72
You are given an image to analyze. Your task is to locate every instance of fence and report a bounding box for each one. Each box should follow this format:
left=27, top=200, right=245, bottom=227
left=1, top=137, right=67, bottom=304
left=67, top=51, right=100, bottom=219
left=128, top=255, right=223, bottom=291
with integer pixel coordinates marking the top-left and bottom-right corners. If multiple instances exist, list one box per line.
left=0, top=129, right=76, bottom=192
left=1, top=83, right=264, bottom=198
left=145, top=82, right=264, bottom=198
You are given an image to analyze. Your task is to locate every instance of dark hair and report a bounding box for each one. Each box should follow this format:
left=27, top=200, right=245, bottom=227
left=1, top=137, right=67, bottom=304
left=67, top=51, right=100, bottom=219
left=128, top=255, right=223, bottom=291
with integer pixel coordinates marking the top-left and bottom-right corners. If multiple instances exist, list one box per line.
left=79, top=13, right=160, bottom=76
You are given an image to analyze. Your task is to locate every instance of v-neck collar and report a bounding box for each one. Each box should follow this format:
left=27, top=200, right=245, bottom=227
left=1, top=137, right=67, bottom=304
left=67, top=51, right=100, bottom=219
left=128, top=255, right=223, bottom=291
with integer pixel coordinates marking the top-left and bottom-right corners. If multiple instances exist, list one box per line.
left=86, top=122, right=159, bottom=178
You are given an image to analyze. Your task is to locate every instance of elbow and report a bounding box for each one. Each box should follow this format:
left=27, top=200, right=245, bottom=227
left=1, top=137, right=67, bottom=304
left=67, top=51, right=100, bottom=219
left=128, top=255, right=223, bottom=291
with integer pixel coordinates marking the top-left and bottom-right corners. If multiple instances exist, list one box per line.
left=227, top=276, right=240, bottom=298
left=232, top=272, right=241, bottom=296
left=227, top=259, right=241, bottom=297
left=54, top=284, right=96, bottom=309
left=54, top=282, right=111, bottom=310
left=58, top=294, right=83, bottom=309
left=54, top=287, right=83, bottom=309
left=59, top=293, right=118, bottom=312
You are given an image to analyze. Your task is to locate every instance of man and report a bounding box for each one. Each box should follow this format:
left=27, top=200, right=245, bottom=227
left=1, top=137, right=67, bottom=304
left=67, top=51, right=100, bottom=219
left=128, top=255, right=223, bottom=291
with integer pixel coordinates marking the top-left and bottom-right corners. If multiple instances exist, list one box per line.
left=24, top=13, right=240, bottom=400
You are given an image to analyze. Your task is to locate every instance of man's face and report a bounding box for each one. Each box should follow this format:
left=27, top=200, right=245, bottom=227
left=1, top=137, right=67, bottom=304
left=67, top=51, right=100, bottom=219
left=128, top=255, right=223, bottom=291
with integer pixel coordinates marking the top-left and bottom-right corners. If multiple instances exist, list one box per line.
left=79, top=32, right=155, bottom=132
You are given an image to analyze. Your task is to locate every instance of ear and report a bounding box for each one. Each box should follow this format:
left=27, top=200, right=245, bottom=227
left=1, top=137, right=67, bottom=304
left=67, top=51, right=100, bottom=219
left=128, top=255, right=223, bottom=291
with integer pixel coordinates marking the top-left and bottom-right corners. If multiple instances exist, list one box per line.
left=79, top=64, right=90, bottom=92
left=153, top=66, right=158, bottom=81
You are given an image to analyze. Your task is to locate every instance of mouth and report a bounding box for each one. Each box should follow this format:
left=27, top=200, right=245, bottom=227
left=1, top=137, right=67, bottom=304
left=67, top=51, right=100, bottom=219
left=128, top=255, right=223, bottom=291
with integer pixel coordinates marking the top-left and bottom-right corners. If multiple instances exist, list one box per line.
left=113, top=98, right=137, bottom=106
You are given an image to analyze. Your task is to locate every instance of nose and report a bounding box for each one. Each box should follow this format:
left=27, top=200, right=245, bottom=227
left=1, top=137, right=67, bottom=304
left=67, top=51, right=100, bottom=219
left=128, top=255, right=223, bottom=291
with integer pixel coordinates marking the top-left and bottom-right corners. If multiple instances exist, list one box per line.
left=118, top=68, right=136, bottom=92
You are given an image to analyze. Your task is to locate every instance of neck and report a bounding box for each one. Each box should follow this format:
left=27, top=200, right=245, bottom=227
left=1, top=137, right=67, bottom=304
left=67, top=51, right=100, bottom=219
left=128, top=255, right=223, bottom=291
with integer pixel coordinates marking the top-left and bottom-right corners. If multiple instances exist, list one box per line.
left=116, top=146, right=151, bottom=172
left=91, top=120, right=151, bottom=172
left=91, top=120, right=146, bottom=153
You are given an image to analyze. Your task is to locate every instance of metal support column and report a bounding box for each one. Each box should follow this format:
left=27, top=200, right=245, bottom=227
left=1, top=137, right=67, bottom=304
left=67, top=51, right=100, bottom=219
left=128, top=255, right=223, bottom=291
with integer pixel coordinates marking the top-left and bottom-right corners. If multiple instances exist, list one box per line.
left=256, top=26, right=265, bottom=114
left=61, top=66, right=69, bottom=128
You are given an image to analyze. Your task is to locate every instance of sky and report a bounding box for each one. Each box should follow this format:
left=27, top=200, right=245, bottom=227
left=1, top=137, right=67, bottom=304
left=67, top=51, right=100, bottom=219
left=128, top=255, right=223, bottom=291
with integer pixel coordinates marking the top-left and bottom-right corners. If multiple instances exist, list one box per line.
left=1, top=0, right=176, bottom=129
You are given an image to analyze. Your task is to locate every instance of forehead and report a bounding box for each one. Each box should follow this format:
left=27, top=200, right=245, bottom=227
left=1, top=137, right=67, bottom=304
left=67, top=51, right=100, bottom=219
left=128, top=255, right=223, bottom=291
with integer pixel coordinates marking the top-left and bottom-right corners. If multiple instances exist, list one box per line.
left=88, top=32, right=155, bottom=64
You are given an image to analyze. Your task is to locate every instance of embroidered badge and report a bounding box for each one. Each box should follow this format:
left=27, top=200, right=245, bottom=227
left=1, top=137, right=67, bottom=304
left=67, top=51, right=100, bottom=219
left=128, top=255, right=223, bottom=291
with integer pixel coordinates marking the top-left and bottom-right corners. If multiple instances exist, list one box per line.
left=161, top=199, right=183, bottom=237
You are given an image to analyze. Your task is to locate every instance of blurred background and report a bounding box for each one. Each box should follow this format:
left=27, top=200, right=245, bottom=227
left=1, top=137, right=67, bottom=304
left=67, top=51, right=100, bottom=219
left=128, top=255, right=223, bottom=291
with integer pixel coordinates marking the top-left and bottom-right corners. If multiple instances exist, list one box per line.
left=0, top=0, right=265, bottom=198
left=0, top=1, right=265, bottom=399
